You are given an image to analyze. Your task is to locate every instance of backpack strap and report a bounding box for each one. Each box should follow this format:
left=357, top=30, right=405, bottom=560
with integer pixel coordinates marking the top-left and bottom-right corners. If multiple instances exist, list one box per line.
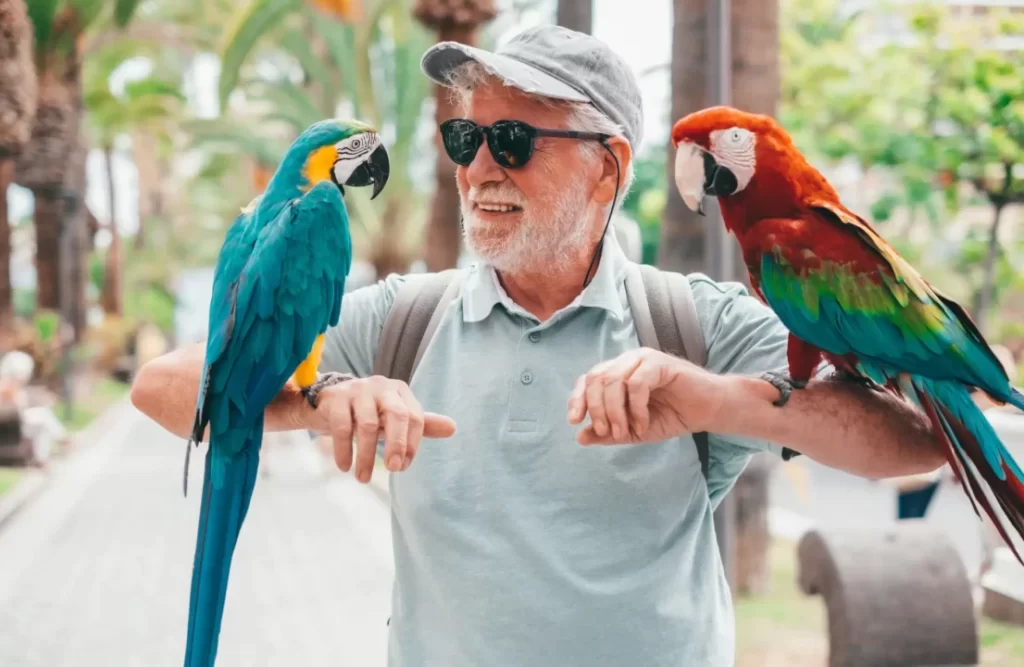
left=373, top=269, right=462, bottom=384
left=625, top=263, right=710, bottom=481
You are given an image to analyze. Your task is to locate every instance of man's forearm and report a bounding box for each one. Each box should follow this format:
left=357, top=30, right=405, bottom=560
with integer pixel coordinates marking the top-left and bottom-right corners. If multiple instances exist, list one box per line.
left=716, top=374, right=946, bottom=479
left=130, top=343, right=322, bottom=439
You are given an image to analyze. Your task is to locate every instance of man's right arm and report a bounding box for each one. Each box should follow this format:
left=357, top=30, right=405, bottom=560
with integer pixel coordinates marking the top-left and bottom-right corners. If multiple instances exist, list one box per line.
left=129, top=342, right=322, bottom=440
left=130, top=274, right=457, bottom=483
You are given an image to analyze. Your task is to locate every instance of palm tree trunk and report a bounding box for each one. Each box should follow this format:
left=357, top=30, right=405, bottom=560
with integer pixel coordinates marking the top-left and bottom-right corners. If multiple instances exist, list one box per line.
left=371, top=197, right=411, bottom=277
left=0, top=159, right=14, bottom=327
left=728, top=0, right=780, bottom=598
left=423, top=24, right=474, bottom=272
left=100, top=144, right=122, bottom=316
left=556, top=0, right=593, bottom=34
left=63, top=138, right=89, bottom=339
left=657, top=0, right=708, bottom=274
left=973, top=202, right=1005, bottom=330
left=32, top=194, right=62, bottom=310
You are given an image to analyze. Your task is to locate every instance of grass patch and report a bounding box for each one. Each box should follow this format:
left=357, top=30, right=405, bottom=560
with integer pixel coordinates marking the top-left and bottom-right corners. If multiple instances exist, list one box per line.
left=736, top=539, right=1024, bottom=666
left=58, top=377, right=130, bottom=432
left=0, top=467, right=22, bottom=497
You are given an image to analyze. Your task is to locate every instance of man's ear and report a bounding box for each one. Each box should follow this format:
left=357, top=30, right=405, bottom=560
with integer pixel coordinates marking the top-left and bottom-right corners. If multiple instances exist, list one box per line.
left=593, top=136, right=632, bottom=206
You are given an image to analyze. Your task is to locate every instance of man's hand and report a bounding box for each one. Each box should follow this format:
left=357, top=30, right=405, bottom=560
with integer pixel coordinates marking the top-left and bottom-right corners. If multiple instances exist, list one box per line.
left=567, top=348, right=726, bottom=445
left=307, top=376, right=456, bottom=482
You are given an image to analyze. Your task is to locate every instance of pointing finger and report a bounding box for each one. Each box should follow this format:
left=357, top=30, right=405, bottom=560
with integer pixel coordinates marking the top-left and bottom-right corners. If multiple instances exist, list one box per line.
left=423, top=413, right=456, bottom=438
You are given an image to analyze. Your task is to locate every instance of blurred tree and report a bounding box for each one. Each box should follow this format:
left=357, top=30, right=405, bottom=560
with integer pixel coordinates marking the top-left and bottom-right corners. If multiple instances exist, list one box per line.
left=730, top=0, right=779, bottom=598
left=927, top=11, right=1024, bottom=329
left=556, top=0, right=591, bottom=35
left=658, top=0, right=708, bottom=275
left=414, top=0, right=497, bottom=271
left=0, top=0, right=37, bottom=331
left=18, top=0, right=140, bottom=333
left=620, top=149, right=668, bottom=265
left=83, top=43, right=184, bottom=316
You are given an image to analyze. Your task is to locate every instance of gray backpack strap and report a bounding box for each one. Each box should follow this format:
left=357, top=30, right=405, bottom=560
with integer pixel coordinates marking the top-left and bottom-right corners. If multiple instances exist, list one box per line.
left=373, top=269, right=462, bottom=384
left=625, top=263, right=710, bottom=481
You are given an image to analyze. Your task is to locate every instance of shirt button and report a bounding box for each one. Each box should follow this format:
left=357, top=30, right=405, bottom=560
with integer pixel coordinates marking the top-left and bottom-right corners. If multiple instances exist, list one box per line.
left=528, top=332, right=540, bottom=343
left=521, top=371, right=533, bottom=385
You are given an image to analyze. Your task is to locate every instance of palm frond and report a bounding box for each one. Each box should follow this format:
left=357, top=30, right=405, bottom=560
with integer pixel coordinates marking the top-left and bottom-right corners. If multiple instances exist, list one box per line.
left=113, top=0, right=141, bottom=28
left=278, top=25, right=339, bottom=113
left=247, top=79, right=325, bottom=130
left=26, top=0, right=60, bottom=55
left=218, top=0, right=302, bottom=109
left=306, top=9, right=360, bottom=116
left=183, top=118, right=286, bottom=167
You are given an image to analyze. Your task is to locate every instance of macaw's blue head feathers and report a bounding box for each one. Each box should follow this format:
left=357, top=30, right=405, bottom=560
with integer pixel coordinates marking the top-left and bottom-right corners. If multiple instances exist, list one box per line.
left=270, top=119, right=391, bottom=203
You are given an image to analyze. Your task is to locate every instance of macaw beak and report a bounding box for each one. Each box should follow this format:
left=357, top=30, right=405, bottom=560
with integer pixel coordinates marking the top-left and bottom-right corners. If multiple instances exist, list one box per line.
left=674, top=141, right=708, bottom=216
left=344, top=143, right=391, bottom=200
left=674, top=141, right=739, bottom=216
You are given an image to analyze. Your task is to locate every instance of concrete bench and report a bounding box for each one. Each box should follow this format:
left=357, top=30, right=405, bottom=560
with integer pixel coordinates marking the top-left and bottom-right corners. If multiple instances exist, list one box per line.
left=797, top=520, right=978, bottom=667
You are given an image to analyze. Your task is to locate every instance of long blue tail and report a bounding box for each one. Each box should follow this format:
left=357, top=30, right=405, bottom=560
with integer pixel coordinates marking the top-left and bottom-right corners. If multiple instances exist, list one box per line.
left=901, top=377, right=1024, bottom=563
left=183, top=417, right=263, bottom=666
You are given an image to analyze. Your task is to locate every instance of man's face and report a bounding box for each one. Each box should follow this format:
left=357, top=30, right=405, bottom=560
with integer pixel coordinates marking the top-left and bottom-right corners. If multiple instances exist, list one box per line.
left=455, top=81, right=599, bottom=274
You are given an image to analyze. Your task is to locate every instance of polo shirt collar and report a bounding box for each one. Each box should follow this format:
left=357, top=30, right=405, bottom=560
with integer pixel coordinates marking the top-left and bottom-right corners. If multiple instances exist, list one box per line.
left=462, top=231, right=629, bottom=324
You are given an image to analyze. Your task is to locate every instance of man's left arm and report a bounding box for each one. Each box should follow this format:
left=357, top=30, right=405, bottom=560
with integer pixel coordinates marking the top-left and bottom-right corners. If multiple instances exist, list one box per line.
left=690, top=275, right=945, bottom=480
left=712, top=371, right=945, bottom=479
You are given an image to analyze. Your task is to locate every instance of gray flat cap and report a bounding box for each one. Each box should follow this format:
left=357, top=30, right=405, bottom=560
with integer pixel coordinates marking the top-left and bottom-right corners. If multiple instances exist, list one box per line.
left=421, top=25, right=644, bottom=148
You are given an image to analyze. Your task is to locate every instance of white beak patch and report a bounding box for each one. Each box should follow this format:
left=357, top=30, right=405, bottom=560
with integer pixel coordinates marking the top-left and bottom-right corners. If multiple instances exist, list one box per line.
left=674, top=142, right=706, bottom=213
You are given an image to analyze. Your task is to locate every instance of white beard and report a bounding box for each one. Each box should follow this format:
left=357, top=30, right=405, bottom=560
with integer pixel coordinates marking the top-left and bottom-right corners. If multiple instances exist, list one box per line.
left=460, top=181, right=592, bottom=275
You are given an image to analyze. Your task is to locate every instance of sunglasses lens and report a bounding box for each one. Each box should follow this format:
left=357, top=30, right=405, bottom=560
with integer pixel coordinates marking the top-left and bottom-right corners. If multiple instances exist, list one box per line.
left=441, top=120, right=481, bottom=166
left=489, top=121, right=534, bottom=168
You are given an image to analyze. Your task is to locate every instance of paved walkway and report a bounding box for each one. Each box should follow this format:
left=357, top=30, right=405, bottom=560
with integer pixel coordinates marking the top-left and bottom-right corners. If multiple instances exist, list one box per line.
left=0, top=403, right=396, bottom=666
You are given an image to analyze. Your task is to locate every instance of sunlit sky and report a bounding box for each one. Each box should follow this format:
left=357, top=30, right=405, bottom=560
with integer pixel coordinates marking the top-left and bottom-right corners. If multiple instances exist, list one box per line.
left=7, top=0, right=674, bottom=237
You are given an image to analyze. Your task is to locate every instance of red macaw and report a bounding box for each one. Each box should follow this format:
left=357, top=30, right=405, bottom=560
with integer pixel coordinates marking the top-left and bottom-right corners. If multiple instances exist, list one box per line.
left=670, top=105, right=1024, bottom=562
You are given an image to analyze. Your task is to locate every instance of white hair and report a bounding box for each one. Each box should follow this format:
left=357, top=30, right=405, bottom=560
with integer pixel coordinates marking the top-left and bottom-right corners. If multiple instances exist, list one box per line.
left=445, top=61, right=636, bottom=202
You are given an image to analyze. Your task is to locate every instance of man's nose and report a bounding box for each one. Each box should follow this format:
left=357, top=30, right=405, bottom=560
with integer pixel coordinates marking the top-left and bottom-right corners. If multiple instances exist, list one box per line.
left=464, top=139, right=505, bottom=188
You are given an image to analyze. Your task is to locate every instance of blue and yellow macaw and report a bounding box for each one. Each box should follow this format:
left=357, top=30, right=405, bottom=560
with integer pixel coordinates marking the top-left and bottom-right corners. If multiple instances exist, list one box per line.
left=182, top=119, right=389, bottom=666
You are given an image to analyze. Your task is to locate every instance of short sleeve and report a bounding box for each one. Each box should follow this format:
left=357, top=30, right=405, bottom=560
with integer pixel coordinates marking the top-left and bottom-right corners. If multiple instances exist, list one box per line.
left=320, top=273, right=407, bottom=378
left=687, top=273, right=799, bottom=503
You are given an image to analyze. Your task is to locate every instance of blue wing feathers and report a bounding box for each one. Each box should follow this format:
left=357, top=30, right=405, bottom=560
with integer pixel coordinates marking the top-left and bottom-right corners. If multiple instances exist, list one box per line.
left=760, top=253, right=1014, bottom=395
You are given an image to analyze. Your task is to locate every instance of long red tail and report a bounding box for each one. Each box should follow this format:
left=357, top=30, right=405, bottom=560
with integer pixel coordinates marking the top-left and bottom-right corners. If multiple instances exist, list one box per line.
left=913, top=387, right=1024, bottom=565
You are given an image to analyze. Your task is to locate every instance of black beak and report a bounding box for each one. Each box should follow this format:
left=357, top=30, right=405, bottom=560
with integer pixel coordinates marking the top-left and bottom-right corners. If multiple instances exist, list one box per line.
left=343, top=143, right=390, bottom=200
left=701, top=151, right=737, bottom=203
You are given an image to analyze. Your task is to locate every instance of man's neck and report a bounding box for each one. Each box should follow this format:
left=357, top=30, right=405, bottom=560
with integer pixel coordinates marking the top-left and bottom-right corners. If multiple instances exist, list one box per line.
left=495, top=244, right=603, bottom=322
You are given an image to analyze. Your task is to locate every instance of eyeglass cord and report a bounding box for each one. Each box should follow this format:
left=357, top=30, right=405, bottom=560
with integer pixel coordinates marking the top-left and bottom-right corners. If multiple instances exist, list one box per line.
left=581, top=140, right=621, bottom=290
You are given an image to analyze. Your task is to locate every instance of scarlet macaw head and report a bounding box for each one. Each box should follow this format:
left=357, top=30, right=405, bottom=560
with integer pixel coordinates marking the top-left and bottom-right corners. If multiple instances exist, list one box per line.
left=670, top=105, right=788, bottom=216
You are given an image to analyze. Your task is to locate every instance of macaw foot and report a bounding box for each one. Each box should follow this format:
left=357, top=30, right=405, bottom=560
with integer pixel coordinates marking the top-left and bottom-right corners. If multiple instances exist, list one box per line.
left=760, top=370, right=807, bottom=407
left=301, top=372, right=355, bottom=410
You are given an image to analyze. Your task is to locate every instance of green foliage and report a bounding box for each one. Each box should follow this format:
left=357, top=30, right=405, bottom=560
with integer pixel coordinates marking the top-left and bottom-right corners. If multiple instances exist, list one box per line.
left=113, top=0, right=141, bottom=27
left=28, top=0, right=142, bottom=61
left=124, top=283, right=176, bottom=334
left=83, top=41, right=186, bottom=147
left=27, top=0, right=61, bottom=56
left=780, top=0, right=1024, bottom=326
left=33, top=311, right=60, bottom=343
left=621, top=148, right=669, bottom=265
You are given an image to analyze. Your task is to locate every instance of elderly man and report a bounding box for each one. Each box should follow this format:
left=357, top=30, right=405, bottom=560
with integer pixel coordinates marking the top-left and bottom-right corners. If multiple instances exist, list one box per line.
left=132, top=26, right=944, bottom=667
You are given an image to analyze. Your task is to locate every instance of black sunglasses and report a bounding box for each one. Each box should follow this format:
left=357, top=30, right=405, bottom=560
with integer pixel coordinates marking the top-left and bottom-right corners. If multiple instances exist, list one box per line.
left=439, top=118, right=611, bottom=169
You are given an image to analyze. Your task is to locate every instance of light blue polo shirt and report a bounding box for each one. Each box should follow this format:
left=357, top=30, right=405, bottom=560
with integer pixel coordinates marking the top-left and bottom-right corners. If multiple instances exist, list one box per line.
left=321, top=233, right=791, bottom=666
